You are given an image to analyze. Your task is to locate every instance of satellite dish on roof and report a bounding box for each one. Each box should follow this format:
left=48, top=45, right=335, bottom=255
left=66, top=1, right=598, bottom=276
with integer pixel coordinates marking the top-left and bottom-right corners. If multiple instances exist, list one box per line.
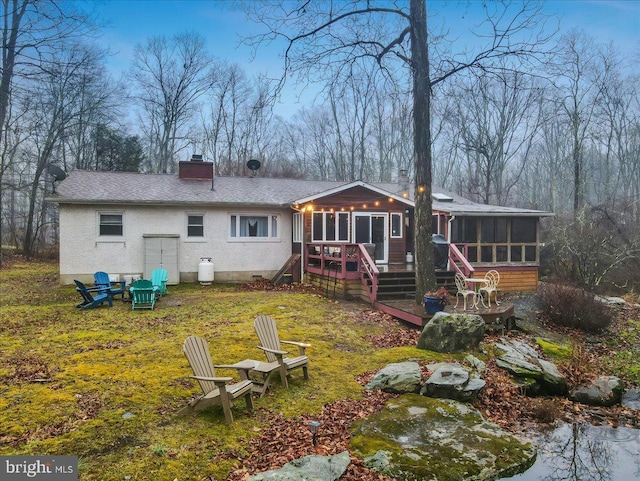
left=48, top=164, right=67, bottom=181
left=246, top=159, right=261, bottom=177
left=47, top=164, right=67, bottom=193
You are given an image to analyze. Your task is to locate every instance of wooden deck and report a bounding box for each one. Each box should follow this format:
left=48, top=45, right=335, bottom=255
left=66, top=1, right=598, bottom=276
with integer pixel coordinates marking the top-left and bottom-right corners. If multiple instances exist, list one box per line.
left=375, top=299, right=515, bottom=329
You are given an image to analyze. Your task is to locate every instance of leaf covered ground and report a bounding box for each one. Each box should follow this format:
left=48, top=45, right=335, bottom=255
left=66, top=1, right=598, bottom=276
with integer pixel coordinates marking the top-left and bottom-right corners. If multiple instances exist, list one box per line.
left=0, top=259, right=638, bottom=480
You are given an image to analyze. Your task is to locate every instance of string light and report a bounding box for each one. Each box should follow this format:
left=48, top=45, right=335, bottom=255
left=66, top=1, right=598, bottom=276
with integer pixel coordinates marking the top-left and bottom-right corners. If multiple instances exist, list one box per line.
left=300, top=194, right=412, bottom=212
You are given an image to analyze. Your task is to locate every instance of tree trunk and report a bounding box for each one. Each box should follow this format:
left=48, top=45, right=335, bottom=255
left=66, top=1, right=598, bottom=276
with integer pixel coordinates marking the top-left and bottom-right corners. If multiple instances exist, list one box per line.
left=411, top=0, right=435, bottom=303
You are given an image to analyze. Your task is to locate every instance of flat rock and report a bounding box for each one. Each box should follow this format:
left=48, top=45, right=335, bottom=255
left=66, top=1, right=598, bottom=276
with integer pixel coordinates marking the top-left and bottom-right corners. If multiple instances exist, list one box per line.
left=248, top=451, right=350, bottom=481
left=351, top=394, right=536, bottom=481
left=622, top=388, right=640, bottom=410
left=421, top=363, right=485, bottom=402
left=366, top=362, right=422, bottom=394
left=569, top=376, right=623, bottom=407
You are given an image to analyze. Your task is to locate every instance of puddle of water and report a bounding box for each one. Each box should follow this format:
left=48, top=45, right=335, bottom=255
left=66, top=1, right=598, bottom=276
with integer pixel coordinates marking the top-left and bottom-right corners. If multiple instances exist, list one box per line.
left=502, top=423, right=640, bottom=480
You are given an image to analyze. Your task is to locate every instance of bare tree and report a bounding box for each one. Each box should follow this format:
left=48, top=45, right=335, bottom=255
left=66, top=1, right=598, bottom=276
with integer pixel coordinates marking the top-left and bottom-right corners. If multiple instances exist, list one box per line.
left=0, top=0, right=94, bottom=266
left=549, top=29, right=603, bottom=215
left=201, top=63, right=274, bottom=175
left=19, top=42, right=112, bottom=258
left=130, top=32, right=214, bottom=173
left=244, top=0, right=554, bottom=302
left=449, top=70, right=543, bottom=205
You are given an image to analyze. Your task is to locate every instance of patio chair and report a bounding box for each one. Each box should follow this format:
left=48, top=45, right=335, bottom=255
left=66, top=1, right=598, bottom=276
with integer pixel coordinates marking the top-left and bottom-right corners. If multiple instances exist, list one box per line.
left=479, top=270, right=500, bottom=307
left=253, top=314, right=310, bottom=389
left=454, top=273, right=477, bottom=311
left=74, top=280, right=111, bottom=309
left=130, top=279, right=156, bottom=310
left=179, top=336, right=254, bottom=424
left=151, top=269, right=168, bottom=297
left=94, top=271, right=126, bottom=302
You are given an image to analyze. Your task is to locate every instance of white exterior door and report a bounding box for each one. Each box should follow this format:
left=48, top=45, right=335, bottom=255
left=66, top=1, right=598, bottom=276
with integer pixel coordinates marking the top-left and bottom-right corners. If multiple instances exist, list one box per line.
left=353, top=213, right=388, bottom=264
left=144, top=236, right=179, bottom=284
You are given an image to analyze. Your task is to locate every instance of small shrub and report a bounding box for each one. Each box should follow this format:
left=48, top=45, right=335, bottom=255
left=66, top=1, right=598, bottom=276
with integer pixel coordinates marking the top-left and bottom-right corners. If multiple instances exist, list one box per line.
left=529, top=398, right=562, bottom=423
left=536, top=283, right=612, bottom=333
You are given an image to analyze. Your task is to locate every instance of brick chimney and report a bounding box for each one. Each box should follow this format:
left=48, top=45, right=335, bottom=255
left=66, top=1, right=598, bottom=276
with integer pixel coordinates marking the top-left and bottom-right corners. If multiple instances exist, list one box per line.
left=179, top=154, right=213, bottom=179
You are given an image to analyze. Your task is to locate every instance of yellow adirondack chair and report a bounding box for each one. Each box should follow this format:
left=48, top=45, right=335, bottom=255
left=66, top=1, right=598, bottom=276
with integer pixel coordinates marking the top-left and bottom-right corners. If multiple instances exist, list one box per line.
left=253, top=314, right=310, bottom=389
left=179, top=336, right=254, bottom=424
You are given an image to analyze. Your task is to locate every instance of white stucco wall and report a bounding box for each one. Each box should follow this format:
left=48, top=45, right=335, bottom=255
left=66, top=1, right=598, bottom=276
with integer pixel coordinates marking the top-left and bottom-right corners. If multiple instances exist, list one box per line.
left=59, top=204, right=293, bottom=285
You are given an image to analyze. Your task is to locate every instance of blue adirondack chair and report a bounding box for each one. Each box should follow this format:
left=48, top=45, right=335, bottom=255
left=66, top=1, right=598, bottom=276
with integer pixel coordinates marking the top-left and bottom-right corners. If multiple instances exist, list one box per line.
left=130, top=279, right=156, bottom=310
left=74, top=280, right=111, bottom=309
left=94, top=271, right=126, bottom=302
left=151, top=269, right=168, bottom=297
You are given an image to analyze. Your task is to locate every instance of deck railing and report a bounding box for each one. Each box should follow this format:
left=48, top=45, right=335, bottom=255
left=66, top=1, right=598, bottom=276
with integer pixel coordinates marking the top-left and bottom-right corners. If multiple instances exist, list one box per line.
left=358, top=243, right=379, bottom=303
left=449, top=243, right=474, bottom=277
left=305, top=243, right=379, bottom=302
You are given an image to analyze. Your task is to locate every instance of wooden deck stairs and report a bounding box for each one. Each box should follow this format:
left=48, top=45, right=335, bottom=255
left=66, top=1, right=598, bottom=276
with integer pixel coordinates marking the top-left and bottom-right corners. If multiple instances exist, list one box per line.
left=271, top=254, right=301, bottom=285
left=368, top=270, right=457, bottom=301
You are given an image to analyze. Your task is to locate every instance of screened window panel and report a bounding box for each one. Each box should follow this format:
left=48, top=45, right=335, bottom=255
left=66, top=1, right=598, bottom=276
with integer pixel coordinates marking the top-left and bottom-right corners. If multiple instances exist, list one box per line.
left=512, top=218, right=537, bottom=243
left=511, top=246, right=522, bottom=262
left=525, top=246, right=537, bottom=261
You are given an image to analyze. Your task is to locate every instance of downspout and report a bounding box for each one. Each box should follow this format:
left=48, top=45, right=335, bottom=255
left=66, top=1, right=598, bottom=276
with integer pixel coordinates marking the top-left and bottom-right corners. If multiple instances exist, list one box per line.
left=300, top=207, right=305, bottom=282
left=447, top=215, right=455, bottom=271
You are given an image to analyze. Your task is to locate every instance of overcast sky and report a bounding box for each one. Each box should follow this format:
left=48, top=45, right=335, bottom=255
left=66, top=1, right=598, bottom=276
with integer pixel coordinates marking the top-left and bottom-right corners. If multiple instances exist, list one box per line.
left=88, top=0, right=640, bottom=116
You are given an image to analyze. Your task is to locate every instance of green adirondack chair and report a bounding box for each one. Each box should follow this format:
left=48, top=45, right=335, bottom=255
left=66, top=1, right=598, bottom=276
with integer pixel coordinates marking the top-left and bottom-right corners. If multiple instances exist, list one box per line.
left=151, top=269, right=168, bottom=297
left=130, top=279, right=156, bottom=310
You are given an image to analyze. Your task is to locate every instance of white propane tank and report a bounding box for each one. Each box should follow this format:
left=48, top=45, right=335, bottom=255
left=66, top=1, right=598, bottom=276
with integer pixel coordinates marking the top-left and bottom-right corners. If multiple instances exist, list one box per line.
left=198, top=257, right=214, bottom=285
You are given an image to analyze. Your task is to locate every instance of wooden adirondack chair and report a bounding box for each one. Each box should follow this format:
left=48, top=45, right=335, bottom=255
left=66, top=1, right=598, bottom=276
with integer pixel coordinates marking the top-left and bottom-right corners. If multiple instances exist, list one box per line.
left=253, top=314, right=310, bottom=389
left=130, top=279, right=156, bottom=310
left=150, top=269, right=168, bottom=297
left=179, top=336, right=254, bottom=424
left=74, top=280, right=111, bottom=309
left=94, top=271, right=126, bottom=302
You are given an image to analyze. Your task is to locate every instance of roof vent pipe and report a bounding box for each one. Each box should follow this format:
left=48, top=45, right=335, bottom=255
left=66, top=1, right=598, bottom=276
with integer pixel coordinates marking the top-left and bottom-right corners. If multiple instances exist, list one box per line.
left=399, top=169, right=410, bottom=197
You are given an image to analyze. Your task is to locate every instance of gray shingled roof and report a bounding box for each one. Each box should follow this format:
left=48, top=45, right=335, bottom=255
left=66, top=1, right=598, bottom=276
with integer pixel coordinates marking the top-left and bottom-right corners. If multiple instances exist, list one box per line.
left=48, top=170, right=550, bottom=216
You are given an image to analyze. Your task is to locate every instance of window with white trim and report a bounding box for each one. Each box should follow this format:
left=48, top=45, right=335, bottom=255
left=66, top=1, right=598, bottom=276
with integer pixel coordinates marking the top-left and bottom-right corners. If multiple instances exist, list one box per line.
left=99, top=213, right=123, bottom=236
left=187, top=214, right=204, bottom=237
left=293, top=212, right=303, bottom=242
left=230, top=214, right=279, bottom=239
left=312, top=211, right=349, bottom=242
left=390, top=212, right=403, bottom=238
